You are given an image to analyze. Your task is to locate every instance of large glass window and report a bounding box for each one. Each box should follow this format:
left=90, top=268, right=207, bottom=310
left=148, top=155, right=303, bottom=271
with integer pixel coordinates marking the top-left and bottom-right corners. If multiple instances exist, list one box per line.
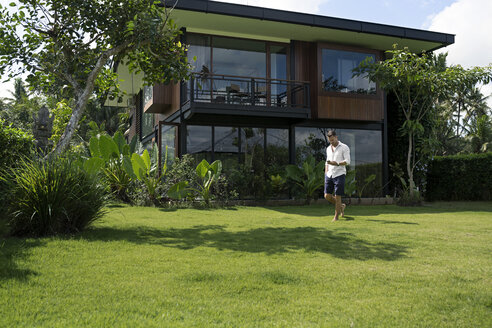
left=241, top=127, right=265, bottom=169
left=213, top=37, right=266, bottom=77
left=187, top=125, right=212, bottom=164
left=214, top=126, right=239, bottom=172
left=295, top=127, right=382, bottom=197
left=160, top=124, right=177, bottom=168
left=269, top=45, right=288, bottom=106
left=141, top=112, right=154, bottom=139
left=141, top=87, right=155, bottom=139
left=266, top=128, right=289, bottom=176
left=187, top=34, right=288, bottom=103
left=322, top=49, right=376, bottom=94
left=187, top=34, right=211, bottom=74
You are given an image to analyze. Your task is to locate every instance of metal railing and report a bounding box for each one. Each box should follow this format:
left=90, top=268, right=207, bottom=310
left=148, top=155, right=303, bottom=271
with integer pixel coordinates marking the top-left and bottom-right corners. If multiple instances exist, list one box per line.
left=185, top=73, right=310, bottom=110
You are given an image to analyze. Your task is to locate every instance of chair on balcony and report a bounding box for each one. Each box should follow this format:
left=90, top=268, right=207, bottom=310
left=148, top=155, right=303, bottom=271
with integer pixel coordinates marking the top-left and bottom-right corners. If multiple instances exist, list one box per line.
left=255, top=85, right=267, bottom=106
left=226, top=83, right=248, bottom=104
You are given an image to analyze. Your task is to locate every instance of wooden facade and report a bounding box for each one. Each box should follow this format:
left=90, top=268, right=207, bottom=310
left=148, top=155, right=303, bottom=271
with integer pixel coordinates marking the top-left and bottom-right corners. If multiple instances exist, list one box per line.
left=143, top=82, right=180, bottom=115
left=293, top=40, right=384, bottom=122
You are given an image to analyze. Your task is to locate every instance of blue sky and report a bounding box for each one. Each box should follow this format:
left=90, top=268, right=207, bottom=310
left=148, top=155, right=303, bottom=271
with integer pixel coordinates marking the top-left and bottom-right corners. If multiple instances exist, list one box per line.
left=316, top=0, right=455, bottom=30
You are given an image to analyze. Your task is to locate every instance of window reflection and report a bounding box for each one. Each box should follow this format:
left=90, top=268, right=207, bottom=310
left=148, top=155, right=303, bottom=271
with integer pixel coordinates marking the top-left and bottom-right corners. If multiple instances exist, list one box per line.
left=160, top=125, right=176, bottom=167
left=240, top=127, right=264, bottom=169
left=187, top=125, right=212, bottom=164
left=266, top=128, right=289, bottom=176
left=322, top=49, right=376, bottom=94
left=214, top=126, right=239, bottom=172
left=295, top=127, right=382, bottom=196
left=141, top=111, right=154, bottom=139
left=186, top=34, right=289, bottom=105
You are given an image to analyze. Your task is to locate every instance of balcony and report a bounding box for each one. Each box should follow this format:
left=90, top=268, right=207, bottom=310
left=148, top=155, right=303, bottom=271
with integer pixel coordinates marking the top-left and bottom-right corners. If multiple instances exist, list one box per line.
left=180, top=73, right=310, bottom=121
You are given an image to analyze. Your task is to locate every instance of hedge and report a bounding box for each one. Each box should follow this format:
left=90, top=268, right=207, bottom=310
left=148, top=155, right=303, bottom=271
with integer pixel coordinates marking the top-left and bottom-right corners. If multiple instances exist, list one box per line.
left=0, top=119, right=34, bottom=169
left=426, top=152, right=492, bottom=201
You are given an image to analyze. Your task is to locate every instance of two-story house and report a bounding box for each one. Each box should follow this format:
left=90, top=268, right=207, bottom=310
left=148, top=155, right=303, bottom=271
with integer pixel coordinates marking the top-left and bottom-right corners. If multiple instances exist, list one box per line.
left=106, top=0, right=454, bottom=197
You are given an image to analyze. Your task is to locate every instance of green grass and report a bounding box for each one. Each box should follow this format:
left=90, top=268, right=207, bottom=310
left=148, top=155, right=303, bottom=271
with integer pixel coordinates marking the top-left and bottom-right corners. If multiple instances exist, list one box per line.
left=1, top=202, right=491, bottom=327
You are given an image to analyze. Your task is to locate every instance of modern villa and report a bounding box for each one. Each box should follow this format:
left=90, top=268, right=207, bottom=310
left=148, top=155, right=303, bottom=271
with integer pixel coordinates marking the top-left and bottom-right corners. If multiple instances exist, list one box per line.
left=106, top=0, right=454, bottom=197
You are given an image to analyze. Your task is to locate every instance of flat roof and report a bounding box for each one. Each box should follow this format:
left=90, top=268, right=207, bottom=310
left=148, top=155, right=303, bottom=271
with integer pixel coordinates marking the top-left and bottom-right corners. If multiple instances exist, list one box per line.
left=166, top=0, right=454, bottom=52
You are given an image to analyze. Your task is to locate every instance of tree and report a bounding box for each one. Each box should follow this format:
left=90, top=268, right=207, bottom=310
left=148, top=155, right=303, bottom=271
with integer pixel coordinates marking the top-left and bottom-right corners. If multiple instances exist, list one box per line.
left=0, top=0, right=192, bottom=155
left=0, top=78, right=43, bottom=131
left=355, top=45, right=492, bottom=195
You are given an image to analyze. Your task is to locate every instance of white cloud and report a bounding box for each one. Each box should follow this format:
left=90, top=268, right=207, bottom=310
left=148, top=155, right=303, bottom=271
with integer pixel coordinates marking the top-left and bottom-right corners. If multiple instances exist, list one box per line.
left=428, top=0, right=492, bottom=107
left=213, top=0, right=326, bottom=14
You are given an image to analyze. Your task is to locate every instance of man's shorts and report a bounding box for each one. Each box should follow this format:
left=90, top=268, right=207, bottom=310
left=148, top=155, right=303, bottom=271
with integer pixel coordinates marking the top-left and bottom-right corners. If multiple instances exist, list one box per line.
left=324, top=174, right=345, bottom=196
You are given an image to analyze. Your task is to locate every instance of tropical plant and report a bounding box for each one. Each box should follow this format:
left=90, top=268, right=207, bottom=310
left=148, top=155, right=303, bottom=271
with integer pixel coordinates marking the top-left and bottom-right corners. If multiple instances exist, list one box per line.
left=127, top=145, right=166, bottom=206
left=270, top=174, right=288, bottom=197
left=1, top=156, right=106, bottom=236
left=285, top=155, right=325, bottom=204
left=357, top=174, right=376, bottom=199
left=0, top=119, right=34, bottom=170
left=344, top=169, right=357, bottom=199
left=85, top=132, right=137, bottom=203
left=168, top=159, right=222, bottom=205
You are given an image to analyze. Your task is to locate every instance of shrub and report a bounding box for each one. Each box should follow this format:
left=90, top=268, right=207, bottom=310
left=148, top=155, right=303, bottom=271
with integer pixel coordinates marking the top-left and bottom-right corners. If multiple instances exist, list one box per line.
left=1, top=157, right=106, bottom=237
left=397, top=189, right=423, bottom=206
left=426, top=152, right=492, bottom=201
left=211, top=174, right=238, bottom=203
left=160, top=154, right=198, bottom=201
left=285, top=155, right=324, bottom=204
left=0, top=120, right=35, bottom=218
left=168, top=159, right=223, bottom=205
left=0, top=119, right=34, bottom=169
left=354, top=163, right=382, bottom=197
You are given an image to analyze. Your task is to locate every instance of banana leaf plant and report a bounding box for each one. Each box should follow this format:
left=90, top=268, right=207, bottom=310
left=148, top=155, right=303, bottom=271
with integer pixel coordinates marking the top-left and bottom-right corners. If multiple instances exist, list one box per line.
left=285, top=155, right=324, bottom=204
left=127, top=145, right=167, bottom=205
left=168, top=159, right=222, bottom=205
left=83, top=132, right=137, bottom=203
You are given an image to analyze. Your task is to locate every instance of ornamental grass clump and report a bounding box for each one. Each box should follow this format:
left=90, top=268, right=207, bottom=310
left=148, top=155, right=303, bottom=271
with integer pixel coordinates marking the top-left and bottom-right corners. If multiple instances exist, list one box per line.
left=1, top=157, right=106, bottom=237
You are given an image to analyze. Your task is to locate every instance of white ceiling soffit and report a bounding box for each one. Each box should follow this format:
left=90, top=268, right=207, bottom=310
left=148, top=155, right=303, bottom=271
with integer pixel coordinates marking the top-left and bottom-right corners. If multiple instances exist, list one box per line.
left=171, top=9, right=444, bottom=53
left=104, top=62, right=144, bottom=108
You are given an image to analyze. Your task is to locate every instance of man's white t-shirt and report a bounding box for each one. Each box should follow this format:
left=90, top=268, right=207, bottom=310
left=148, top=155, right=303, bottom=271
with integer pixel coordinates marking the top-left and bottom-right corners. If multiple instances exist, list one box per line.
left=326, top=141, right=351, bottom=178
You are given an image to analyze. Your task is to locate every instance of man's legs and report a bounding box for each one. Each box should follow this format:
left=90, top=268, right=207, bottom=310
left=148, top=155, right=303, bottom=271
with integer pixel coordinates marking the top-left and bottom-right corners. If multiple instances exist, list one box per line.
left=333, top=195, right=343, bottom=221
left=324, top=175, right=346, bottom=221
left=332, top=175, right=346, bottom=221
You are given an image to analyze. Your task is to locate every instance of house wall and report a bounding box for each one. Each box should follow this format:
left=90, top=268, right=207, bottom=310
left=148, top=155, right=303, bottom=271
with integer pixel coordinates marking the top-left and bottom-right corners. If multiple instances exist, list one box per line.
left=293, top=40, right=384, bottom=122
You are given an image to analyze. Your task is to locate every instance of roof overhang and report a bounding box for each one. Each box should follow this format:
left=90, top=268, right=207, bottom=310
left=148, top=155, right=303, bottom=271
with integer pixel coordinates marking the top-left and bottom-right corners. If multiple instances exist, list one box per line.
left=167, top=0, right=454, bottom=53
left=104, top=62, right=144, bottom=108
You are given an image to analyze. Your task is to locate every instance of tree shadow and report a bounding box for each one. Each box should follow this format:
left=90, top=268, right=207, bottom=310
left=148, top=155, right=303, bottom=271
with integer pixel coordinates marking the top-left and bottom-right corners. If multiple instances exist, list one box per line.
left=268, top=202, right=492, bottom=217
left=367, top=219, right=418, bottom=225
left=0, top=238, right=42, bottom=282
left=83, top=225, right=408, bottom=261
left=158, top=206, right=238, bottom=213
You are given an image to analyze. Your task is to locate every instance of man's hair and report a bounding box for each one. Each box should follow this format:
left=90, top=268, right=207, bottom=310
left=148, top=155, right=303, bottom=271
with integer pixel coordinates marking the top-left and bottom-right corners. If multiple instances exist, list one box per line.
left=327, top=130, right=337, bottom=137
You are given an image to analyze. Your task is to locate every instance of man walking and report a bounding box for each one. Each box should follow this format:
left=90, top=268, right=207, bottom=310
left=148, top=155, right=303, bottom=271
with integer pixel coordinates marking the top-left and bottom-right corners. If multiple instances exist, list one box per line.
left=324, top=130, right=350, bottom=222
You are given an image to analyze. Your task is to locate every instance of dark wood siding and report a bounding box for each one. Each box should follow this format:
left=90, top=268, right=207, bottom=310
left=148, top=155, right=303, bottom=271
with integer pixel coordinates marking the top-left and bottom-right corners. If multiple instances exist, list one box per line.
left=143, top=82, right=180, bottom=116
left=317, top=96, right=383, bottom=121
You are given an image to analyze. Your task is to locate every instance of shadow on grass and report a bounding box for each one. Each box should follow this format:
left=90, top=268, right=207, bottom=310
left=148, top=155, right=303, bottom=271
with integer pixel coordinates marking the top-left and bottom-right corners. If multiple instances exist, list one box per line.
left=83, top=225, right=407, bottom=261
left=367, top=219, right=418, bottom=225
left=0, top=239, right=42, bottom=282
left=268, top=202, right=492, bottom=217
left=159, top=206, right=238, bottom=212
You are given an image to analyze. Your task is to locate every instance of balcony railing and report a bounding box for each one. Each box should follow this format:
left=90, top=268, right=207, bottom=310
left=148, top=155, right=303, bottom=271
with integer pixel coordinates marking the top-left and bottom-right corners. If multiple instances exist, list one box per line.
left=185, top=73, right=310, bottom=110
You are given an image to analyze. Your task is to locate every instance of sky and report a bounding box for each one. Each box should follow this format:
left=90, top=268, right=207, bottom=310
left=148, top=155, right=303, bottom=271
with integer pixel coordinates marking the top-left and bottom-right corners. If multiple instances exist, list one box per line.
left=1, top=0, right=491, bottom=105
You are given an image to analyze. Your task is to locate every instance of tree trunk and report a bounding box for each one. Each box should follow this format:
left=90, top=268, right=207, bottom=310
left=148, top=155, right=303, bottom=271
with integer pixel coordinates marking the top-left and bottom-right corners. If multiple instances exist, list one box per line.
left=407, top=131, right=415, bottom=192
left=50, top=43, right=129, bottom=156
left=52, top=87, right=94, bottom=156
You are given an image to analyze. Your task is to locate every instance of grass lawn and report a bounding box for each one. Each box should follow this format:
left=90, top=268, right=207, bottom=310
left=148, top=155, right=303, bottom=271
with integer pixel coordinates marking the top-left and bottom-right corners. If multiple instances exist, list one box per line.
left=1, top=202, right=491, bottom=327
